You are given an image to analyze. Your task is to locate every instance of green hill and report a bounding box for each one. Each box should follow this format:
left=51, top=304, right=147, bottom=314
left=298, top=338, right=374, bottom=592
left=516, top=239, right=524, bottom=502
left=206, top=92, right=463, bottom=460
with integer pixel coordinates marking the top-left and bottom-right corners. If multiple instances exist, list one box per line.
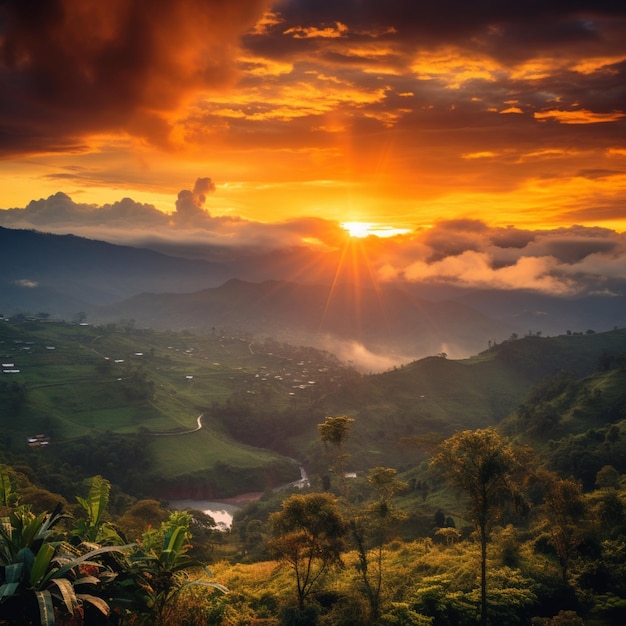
left=2, top=317, right=625, bottom=500
left=296, top=330, right=626, bottom=471
left=0, top=318, right=347, bottom=498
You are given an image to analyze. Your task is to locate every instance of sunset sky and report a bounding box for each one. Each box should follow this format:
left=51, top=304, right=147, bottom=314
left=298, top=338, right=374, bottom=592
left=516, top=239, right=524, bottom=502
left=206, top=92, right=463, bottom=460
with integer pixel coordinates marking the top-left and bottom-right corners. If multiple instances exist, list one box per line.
left=1, top=1, right=626, bottom=295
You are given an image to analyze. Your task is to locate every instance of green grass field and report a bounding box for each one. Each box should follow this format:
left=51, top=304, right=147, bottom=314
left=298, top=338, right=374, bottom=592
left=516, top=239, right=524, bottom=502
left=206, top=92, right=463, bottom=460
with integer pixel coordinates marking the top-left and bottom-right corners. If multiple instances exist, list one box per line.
left=0, top=319, right=346, bottom=484
left=3, top=320, right=625, bottom=490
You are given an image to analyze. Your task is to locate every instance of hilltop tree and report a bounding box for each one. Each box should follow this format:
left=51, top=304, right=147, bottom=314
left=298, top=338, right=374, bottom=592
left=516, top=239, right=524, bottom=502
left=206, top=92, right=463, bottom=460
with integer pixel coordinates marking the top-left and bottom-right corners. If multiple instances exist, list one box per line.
left=431, top=428, right=531, bottom=626
left=318, top=415, right=354, bottom=495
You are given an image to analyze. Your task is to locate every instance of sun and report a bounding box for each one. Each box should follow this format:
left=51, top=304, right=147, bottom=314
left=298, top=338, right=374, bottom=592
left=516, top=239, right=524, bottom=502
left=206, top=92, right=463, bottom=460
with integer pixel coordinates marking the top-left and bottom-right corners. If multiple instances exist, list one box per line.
left=341, top=221, right=411, bottom=238
left=341, top=221, right=374, bottom=238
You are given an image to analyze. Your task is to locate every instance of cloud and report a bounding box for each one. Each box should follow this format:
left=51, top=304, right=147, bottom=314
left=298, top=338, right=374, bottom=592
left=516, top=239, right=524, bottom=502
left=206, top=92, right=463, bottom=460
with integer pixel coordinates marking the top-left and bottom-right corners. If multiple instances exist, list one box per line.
left=14, top=279, right=39, bottom=289
left=0, top=180, right=347, bottom=255
left=2, top=189, right=626, bottom=297
left=173, top=177, right=216, bottom=225
left=378, top=219, right=626, bottom=295
left=0, top=192, right=169, bottom=230
left=316, top=337, right=413, bottom=373
left=403, top=250, right=575, bottom=294
left=0, top=0, right=272, bottom=155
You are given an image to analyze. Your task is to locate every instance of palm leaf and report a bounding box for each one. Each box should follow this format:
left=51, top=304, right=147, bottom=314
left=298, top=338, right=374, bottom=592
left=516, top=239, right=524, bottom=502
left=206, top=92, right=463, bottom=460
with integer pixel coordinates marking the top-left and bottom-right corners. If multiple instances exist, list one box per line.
left=34, top=590, right=55, bottom=626
left=73, top=575, right=102, bottom=586
left=178, top=580, right=229, bottom=595
left=77, top=593, right=111, bottom=616
left=0, top=581, right=20, bottom=599
left=30, top=543, right=56, bottom=587
left=0, top=472, right=17, bottom=508
left=75, top=476, right=110, bottom=541
left=16, top=546, right=35, bottom=573
left=45, top=545, right=131, bottom=584
left=49, top=577, right=79, bottom=616
left=0, top=562, right=23, bottom=600
left=3, top=561, right=24, bottom=583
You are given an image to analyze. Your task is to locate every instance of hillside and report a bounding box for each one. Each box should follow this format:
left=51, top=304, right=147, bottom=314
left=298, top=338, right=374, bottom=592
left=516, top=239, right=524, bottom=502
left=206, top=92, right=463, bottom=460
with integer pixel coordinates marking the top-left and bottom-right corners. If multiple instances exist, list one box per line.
left=1, top=318, right=346, bottom=498
left=2, top=317, right=625, bottom=503
left=293, top=329, right=626, bottom=472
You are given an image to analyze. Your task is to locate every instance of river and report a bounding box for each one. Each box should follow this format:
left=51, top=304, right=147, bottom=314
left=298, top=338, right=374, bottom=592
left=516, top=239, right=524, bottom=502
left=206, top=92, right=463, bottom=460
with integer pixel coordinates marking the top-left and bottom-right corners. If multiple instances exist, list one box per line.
left=169, top=466, right=310, bottom=530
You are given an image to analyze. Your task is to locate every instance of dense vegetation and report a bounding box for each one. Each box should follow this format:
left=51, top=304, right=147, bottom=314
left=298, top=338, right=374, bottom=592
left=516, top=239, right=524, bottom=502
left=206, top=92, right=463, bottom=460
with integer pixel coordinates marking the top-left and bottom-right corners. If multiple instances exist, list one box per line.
left=2, top=318, right=626, bottom=624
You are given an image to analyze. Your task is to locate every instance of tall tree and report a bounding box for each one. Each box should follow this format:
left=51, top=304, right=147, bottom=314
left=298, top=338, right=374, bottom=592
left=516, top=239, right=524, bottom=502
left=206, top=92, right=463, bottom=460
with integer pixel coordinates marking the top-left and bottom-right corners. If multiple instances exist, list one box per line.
left=318, top=416, right=406, bottom=622
left=431, top=428, right=530, bottom=626
left=268, top=492, right=347, bottom=610
left=318, top=415, right=354, bottom=495
left=354, top=466, right=407, bottom=622
left=539, top=473, right=588, bottom=583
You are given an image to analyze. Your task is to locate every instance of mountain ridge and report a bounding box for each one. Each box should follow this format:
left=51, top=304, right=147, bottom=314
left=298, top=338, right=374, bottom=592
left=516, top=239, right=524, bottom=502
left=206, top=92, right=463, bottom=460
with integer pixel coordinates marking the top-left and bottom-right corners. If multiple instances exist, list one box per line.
left=2, top=225, right=625, bottom=368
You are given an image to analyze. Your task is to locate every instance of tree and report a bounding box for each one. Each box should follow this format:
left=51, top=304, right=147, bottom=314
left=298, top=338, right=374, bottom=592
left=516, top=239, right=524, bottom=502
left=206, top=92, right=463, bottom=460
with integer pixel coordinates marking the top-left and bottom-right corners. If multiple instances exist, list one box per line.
left=318, top=416, right=405, bottom=622
left=353, top=467, right=407, bottom=622
left=596, top=465, right=620, bottom=490
left=538, top=473, right=588, bottom=583
left=318, top=415, right=354, bottom=495
left=268, top=492, right=347, bottom=610
left=430, top=428, right=530, bottom=626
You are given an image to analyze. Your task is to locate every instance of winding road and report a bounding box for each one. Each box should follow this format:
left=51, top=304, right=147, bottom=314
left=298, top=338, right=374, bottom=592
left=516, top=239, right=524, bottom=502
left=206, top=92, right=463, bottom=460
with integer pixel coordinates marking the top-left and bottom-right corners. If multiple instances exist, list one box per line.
left=151, top=413, right=204, bottom=436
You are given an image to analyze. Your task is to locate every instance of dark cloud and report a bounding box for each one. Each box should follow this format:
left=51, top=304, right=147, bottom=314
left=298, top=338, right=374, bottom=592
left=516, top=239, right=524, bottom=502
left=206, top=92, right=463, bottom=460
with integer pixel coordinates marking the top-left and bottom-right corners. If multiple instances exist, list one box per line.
left=391, top=221, right=626, bottom=294
left=0, top=0, right=272, bottom=155
left=257, top=1, right=626, bottom=57
left=576, top=169, right=625, bottom=180
left=423, top=219, right=490, bottom=261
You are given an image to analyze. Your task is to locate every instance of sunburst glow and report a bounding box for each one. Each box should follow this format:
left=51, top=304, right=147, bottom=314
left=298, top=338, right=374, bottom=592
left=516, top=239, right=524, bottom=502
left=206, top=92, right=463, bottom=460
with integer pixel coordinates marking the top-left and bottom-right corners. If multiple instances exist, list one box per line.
left=341, top=222, right=411, bottom=238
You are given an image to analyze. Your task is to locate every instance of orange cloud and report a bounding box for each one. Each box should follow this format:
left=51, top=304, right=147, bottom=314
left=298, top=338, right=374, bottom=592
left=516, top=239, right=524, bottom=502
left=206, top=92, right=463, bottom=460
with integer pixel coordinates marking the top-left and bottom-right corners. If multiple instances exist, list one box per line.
left=284, top=22, right=349, bottom=39
left=0, top=0, right=273, bottom=155
left=534, top=109, right=626, bottom=124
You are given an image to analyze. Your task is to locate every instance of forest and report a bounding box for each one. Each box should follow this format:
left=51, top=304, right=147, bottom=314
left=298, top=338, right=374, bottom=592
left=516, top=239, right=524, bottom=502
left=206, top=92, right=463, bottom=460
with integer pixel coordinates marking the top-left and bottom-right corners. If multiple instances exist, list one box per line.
left=1, top=320, right=626, bottom=625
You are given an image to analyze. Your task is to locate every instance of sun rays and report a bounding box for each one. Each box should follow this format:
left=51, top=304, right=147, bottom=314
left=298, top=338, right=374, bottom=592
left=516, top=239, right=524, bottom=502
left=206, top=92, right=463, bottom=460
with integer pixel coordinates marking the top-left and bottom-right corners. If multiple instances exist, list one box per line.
left=320, top=229, right=391, bottom=341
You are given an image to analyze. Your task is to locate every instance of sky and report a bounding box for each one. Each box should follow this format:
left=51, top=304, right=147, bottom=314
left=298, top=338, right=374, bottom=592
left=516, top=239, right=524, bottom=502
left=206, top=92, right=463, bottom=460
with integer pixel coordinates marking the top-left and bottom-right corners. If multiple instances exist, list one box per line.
left=1, top=0, right=626, bottom=296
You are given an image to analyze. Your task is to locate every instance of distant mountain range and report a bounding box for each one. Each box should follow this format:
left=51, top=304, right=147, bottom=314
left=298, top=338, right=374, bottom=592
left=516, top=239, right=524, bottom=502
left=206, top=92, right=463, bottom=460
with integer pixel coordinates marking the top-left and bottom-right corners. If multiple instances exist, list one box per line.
left=2, top=225, right=625, bottom=368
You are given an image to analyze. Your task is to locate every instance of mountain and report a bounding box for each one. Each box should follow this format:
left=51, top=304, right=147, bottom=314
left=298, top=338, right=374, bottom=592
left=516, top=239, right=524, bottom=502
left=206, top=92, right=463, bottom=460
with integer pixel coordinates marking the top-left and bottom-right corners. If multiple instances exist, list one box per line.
left=457, top=289, right=626, bottom=337
left=99, top=278, right=515, bottom=363
left=2, top=225, right=625, bottom=368
left=305, top=328, right=626, bottom=470
left=0, top=225, right=229, bottom=315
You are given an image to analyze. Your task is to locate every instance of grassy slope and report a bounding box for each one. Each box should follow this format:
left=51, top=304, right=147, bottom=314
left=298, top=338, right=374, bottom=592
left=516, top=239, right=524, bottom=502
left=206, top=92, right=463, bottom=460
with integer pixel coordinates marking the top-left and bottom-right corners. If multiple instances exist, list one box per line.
left=307, top=329, right=626, bottom=471
left=0, top=320, right=317, bottom=485
left=3, top=320, right=625, bottom=492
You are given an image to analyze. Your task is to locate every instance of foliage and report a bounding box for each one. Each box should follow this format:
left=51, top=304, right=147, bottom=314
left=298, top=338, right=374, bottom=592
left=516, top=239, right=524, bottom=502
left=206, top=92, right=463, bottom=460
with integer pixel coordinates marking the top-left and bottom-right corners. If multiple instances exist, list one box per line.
left=0, top=497, right=128, bottom=626
left=0, top=470, right=230, bottom=626
left=125, top=510, right=228, bottom=625
left=377, top=602, right=433, bottom=625
left=349, top=466, right=408, bottom=622
left=269, top=492, right=347, bottom=610
left=533, top=473, right=589, bottom=583
left=74, top=476, right=123, bottom=545
left=431, top=428, right=532, bottom=626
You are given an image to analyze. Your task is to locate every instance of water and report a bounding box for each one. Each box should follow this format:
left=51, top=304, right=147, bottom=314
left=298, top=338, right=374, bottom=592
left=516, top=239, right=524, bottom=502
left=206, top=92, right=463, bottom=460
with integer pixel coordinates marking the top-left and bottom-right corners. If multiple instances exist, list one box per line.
left=169, top=466, right=310, bottom=531
left=168, top=499, right=241, bottom=530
